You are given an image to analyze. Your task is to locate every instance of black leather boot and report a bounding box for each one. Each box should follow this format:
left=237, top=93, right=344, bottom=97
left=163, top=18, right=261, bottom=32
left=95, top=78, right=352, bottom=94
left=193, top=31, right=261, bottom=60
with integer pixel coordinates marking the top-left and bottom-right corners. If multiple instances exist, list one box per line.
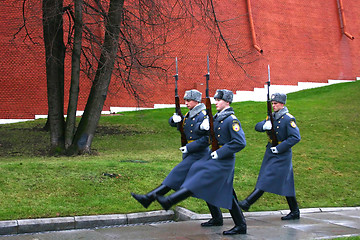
left=281, top=196, right=300, bottom=220
left=223, top=198, right=247, bottom=235
left=131, top=185, right=171, bottom=208
left=238, top=188, right=264, bottom=211
left=156, top=188, right=192, bottom=210
left=201, top=202, right=223, bottom=227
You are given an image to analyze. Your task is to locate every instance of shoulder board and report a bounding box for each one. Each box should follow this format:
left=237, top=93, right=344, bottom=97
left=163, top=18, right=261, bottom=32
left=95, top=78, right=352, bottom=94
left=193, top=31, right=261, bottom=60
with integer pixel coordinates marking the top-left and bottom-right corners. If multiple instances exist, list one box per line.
left=231, top=114, right=237, bottom=120
left=286, top=113, right=294, bottom=118
left=201, top=110, right=207, bottom=115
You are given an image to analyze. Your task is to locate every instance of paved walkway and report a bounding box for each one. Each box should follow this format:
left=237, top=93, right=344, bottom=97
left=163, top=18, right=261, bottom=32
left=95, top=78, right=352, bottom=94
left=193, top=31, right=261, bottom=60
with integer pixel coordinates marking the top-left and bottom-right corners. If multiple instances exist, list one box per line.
left=0, top=207, right=359, bottom=239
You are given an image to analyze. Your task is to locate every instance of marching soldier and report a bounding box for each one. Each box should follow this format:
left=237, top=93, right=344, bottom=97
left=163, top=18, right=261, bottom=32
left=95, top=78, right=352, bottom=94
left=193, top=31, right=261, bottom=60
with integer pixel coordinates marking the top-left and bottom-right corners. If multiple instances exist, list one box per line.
left=131, top=89, right=223, bottom=227
left=156, top=89, right=248, bottom=235
left=238, top=93, right=301, bottom=220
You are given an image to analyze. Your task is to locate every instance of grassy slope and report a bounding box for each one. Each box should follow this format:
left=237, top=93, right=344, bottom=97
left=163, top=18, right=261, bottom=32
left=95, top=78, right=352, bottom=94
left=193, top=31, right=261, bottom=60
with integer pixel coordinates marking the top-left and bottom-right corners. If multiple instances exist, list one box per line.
left=0, top=81, right=359, bottom=220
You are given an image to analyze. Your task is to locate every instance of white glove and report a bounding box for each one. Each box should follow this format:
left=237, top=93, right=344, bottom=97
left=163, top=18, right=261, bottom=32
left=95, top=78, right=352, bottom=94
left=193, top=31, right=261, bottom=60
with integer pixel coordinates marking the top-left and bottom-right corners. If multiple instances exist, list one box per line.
left=270, top=147, right=279, bottom=154
left=200, top=118, right=210, bottom=130
left=263, top=120, right=272, bottom=130
left=172, top=113, right=182, bottom=123
left=179, top=146, right=188, bottom=153
left=211, top=151, right=218, bottom=159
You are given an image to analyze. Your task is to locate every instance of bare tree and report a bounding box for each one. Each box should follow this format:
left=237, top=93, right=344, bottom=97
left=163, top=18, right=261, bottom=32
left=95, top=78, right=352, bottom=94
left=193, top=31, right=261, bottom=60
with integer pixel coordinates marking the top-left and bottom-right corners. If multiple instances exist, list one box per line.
left=42, top=0, right=66, bottom=153
left=41, top=0, right=187, bottom=154
left=65, top=0, right=83, bottom=149
left=69, top=0, right=125, bottom=154
left=17, top=0, right=258, bottom=155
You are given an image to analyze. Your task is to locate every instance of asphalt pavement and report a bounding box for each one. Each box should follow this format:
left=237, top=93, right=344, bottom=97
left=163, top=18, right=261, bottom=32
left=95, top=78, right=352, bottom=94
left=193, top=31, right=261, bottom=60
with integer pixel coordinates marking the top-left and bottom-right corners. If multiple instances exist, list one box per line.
left=0, top=206, right=359, bottom=239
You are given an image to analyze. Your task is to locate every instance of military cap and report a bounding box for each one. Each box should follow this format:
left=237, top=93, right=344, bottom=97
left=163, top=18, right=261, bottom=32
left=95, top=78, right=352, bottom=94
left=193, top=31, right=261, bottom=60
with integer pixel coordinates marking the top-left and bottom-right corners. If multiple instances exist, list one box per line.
left=184, top=89, right=202, bottom=102
left=271, top=93, right=287, bottom=104
left=213, top=89, right=233, bottom=103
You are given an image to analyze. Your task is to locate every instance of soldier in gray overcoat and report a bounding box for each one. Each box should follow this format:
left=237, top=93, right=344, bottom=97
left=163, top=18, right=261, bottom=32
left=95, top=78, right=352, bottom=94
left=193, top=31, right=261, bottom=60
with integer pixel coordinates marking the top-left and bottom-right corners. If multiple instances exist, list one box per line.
left=131, top=89, right=223, bottom=226
left=156, top=89, right=248, bottom=235
left=238, top=93, right=301, bottom=220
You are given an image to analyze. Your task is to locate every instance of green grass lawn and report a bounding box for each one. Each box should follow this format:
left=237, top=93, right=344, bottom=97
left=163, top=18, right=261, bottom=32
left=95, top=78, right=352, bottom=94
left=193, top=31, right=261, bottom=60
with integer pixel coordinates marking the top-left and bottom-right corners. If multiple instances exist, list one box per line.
left=0, top=81, right=359, bottom=221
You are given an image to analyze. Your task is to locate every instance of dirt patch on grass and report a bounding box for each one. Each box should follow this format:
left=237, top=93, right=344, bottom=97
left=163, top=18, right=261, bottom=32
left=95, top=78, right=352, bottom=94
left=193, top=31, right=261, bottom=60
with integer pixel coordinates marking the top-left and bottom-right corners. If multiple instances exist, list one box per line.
left=95, top=125, right=145, bottom=136
left=0, top=125, right=146, bottom=157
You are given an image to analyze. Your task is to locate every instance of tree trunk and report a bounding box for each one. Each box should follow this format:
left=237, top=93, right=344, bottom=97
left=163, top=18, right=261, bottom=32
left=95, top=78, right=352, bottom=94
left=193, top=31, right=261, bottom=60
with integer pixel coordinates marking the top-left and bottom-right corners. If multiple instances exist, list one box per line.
left=65, top=0, right=83, bottom=149
left=42, top=0, right=66, bottom=154
left=70, top=0, right=125, bottom=154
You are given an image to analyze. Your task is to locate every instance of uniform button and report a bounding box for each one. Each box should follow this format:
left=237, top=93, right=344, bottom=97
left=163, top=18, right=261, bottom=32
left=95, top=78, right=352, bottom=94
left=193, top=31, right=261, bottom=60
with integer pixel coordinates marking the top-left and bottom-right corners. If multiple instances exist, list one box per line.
left=277, top=126, right=279, bottom=129
left=190, top=136, right=193, bottom=139
left=191, top=124, right=193, bottom=126
left=218, top=127, right=221, bottom=130
left=218, top=135, right=220, bottom=137
left=221, top=121, right=223, bottom=123
left=192, top=118, right=195, bottom=120
left=190, top=130, right=193, bottom=133
left=278, top=121, right=281, bottom=123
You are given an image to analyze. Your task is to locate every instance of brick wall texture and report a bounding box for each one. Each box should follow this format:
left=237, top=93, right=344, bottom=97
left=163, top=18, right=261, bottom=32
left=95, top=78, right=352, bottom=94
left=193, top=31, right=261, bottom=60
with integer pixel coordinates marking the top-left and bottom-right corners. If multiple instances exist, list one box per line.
left=1, top=0, right=359, bottom=119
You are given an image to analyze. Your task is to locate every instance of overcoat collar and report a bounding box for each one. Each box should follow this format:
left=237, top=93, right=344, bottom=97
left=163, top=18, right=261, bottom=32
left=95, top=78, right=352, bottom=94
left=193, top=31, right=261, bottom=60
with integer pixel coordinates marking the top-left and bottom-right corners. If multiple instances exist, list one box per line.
left=188, top=103, right=206, bottom=118
left=214, top=107, right=235, bottom=121
left=273, top=106, right=289, bottom=120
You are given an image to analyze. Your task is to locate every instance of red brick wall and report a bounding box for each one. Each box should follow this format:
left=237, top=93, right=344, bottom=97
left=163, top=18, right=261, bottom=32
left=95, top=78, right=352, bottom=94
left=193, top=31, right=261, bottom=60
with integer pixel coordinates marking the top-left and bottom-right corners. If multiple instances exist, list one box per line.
left=1, top=0, right=359, bottom=119
left=0, top=2, right=47, bottom=119
left=250, top=0, right=359, bottom=85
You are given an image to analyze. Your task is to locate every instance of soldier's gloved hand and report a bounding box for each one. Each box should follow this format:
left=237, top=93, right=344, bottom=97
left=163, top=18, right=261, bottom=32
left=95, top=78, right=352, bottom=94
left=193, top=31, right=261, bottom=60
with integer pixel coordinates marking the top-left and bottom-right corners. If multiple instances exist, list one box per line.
left=270, top=147, right=279, bottom=154
left=211, top=151, right=218, bottom=159
left=179, top=146, right=188, bottom=153
left=200, top=118, right=210, bottom=130
left=172, top=113, right=182, bottom=123
left=263, top=120, right=272, bottom=130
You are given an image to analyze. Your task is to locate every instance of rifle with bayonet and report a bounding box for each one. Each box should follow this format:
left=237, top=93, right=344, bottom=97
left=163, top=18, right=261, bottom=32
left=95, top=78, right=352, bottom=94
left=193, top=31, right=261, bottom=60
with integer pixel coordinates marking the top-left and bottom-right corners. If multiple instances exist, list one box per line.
left=205, top=55, right=219, bottom=151
left=266, top=65, right=279, bottom=147
left=174, top=57, right=187, bottom=147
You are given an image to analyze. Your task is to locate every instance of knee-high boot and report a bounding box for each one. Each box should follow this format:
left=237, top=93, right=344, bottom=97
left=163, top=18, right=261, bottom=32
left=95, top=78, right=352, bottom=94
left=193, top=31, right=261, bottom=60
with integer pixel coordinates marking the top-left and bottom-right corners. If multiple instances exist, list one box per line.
left=156, top=188, right=193, bottom=210
left=131, top=185, right=171, bottom=208
left=238, top=188, right=264, bottom=211
left=281, top=196, right=300, bottom=220
left=223, top=198, right=247, bottom=235
left=201, top=202, right=223, bottom=227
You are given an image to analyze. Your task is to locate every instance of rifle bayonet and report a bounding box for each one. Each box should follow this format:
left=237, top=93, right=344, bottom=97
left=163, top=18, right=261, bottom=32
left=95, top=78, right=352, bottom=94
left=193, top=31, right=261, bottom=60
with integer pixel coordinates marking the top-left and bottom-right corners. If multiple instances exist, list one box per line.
left=266, top=65, right=279, bottom=146
left=174, top=57, right=179, bottom=97
left=205, top=55, right=219, bottom=151
left=205, top=55, right=210, bottom=98
left=174, top=57, right=187, bottom=147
